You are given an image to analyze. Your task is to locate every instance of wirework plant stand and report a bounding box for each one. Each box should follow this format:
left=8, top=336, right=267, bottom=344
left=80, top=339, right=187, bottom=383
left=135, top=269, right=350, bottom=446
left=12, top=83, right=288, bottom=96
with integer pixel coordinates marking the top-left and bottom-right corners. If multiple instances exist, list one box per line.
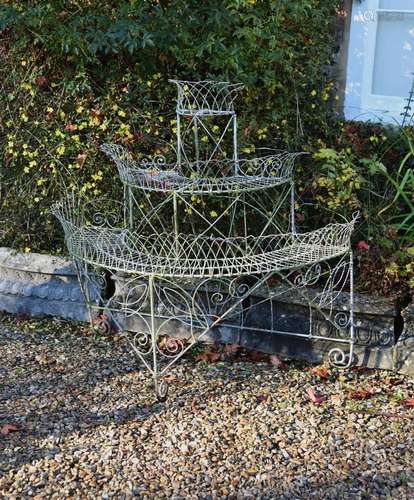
left=53, top=80, right=358, bottom=401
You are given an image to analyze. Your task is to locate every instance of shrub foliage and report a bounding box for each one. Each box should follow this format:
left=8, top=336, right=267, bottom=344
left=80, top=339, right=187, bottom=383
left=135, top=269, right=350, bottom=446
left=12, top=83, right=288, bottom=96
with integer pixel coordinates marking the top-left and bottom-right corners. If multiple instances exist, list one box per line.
left=0, top=0, right=412, bottom=298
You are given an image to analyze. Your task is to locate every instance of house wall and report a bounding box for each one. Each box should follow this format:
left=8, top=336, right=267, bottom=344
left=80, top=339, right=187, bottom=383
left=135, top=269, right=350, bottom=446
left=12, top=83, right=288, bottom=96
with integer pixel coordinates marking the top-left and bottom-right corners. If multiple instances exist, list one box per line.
left=344, top=0, right=414, bottom=124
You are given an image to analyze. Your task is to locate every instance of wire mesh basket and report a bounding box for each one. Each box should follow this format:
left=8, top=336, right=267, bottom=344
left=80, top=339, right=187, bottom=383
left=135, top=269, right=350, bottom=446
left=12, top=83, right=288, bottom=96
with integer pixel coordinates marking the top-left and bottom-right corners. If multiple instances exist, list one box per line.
left=169, top=80, right=244, bottom=116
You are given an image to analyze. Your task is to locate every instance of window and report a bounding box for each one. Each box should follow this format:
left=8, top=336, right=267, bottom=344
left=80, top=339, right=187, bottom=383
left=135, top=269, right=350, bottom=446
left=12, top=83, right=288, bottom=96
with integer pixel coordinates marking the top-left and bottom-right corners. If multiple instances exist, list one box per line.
left=345, top=0, right=414, bottom=123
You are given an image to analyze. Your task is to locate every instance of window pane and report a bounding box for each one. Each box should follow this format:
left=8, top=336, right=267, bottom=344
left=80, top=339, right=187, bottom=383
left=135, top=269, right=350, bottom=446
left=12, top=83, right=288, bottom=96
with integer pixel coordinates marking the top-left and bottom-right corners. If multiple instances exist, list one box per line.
left=372, top=12, right=414, bottom=97
left=380, top=0, right=414, bottom=10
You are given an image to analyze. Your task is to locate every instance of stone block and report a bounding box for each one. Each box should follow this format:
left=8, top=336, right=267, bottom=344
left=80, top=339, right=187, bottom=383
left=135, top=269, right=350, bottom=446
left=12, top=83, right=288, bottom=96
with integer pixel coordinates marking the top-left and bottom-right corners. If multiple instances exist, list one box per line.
left=0, top=248, right=100, bottom=322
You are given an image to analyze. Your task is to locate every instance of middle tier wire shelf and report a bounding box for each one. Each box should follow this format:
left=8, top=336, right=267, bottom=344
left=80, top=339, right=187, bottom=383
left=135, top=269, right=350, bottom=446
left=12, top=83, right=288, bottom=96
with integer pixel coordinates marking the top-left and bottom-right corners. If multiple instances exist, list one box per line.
left=53, top=79, right=358, bottom=401
left=101, top=143, right=304, bottom=195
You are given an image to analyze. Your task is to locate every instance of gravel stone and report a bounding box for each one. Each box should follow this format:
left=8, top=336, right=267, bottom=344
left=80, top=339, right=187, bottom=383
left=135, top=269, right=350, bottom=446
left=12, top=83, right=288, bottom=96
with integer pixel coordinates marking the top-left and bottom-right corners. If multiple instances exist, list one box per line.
left=0, top=316, right=414, bottom=498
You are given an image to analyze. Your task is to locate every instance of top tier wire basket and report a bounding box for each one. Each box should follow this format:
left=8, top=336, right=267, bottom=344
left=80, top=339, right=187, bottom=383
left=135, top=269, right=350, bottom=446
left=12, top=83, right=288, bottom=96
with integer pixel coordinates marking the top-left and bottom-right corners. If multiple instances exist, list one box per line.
left=169, top=80, right=244, bottom=116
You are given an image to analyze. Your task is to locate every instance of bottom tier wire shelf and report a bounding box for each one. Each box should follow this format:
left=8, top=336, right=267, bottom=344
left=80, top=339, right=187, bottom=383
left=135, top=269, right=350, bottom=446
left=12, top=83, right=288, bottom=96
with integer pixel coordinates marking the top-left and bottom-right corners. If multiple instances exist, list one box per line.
left=52, top=196, right=358, bottom=401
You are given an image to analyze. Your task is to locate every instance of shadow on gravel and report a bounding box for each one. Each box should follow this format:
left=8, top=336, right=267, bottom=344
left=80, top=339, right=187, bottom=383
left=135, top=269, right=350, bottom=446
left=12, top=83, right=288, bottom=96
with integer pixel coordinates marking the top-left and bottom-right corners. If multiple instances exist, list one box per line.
left=0, top=328, right=166, bottom=474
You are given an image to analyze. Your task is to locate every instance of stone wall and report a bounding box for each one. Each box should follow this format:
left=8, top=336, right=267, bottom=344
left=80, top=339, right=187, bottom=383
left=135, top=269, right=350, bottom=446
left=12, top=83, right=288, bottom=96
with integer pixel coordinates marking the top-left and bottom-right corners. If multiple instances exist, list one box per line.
left=0, top=247, right=412, bottom=374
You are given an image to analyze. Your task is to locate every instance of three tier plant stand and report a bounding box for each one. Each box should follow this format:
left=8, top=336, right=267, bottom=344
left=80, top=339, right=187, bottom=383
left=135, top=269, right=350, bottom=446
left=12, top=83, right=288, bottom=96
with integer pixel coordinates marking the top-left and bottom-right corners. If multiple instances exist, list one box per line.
left=53, top=80, right=358, bottom=401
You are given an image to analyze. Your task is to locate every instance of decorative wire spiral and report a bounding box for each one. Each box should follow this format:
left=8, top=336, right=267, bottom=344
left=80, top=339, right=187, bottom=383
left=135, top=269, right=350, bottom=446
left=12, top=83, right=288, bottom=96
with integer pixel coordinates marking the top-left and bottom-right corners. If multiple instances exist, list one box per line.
left=133, top=331, right=153, bottom=355
left=328, top=348, right=351, bottom=369
left=157, top=336, right=185, bottom=358
left=294, top=263, right=322, bottom=288
left=334, top=311, right=350, bottom=329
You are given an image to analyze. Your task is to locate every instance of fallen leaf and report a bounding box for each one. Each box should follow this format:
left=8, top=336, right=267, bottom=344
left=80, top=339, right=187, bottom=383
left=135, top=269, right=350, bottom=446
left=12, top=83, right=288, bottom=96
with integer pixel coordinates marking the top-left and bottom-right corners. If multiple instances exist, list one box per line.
left=386, top=377, right=404, bottom=387
left=311, top=366, right=330, bottom=379
left=195, top=351, right=221, bottom=363
left=248, top=350, right=268, bottom=363
left=306, top=387, right=327, bottom=405
left=331, top=394, right=343, bottom=406
left=348, top=389, right=375, bottom=400
left=402, top=399, right=414, bottom=407
left=224, top=344, right=240, bottom=355
left=163, top=374, right=178, bottom=384
left=1, top=423, right=21, bottom=436
left=269, top=355, right=287, bottom=369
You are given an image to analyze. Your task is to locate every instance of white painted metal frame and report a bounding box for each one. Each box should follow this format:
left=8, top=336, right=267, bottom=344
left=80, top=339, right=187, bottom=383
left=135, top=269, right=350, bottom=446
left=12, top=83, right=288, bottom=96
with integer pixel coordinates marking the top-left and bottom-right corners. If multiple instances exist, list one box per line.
left=53, top=80, right=358, bottom=401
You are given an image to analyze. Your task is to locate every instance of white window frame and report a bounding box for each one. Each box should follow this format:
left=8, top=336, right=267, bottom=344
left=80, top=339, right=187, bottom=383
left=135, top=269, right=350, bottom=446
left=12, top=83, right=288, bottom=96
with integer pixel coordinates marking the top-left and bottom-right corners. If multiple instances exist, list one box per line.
left=361, top=0, right=414, bottom=122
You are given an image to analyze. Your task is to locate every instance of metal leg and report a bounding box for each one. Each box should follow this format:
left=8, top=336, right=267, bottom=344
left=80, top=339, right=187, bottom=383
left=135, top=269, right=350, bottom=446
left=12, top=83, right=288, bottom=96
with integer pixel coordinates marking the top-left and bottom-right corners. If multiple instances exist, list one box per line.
left=128, top=187, right=133, bottom=229
left=149, top=275, right=169, bottom=401
left=290, top=181, right=296, bottom=234
left=176, top=113, right=182, bottom=167
left=194, top=117, right=200, bottom=169
left=233, top=114, right=239, bottom=174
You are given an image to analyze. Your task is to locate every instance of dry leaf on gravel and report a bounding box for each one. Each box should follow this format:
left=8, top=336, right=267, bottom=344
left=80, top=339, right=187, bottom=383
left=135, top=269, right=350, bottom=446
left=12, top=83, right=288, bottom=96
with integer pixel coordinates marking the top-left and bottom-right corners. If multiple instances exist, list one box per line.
left=1, top=424, right=21, bottom=436
left=402, top=398, right=414, bottom=407
left=331, top=394, right=343, bottom=406
left=311, top=366, right=330, bottom=379
left=269, top=355, right=287, bottom=369
left=224, top=344, right=240, bottom=355
left=195, top=351, right=221, bottom=363
left=348, top=389, right=375, bottom=400
left=306, top=387, right=327, bottom=405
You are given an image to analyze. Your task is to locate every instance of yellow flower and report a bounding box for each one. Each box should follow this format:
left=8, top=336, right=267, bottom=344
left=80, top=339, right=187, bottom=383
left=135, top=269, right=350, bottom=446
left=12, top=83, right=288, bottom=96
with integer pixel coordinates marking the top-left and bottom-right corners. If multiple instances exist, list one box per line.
left=24, top=247, right=31, bottom=253
left=21, top=60, right=27, bottom=67
left=310, top=90, right=317, bottom=97
left=46, top=106, right=54, bottom=113
left=91, top=170, right=103, bottom=181
left=118, top=110, right=126, bottom=117
left=76, top=105, right=84, bottom=114
left=89, top=116, right=100, bottom=127
left=56, top=144, right=65, bottom=156
left=210, top=210, right=218, bottom=218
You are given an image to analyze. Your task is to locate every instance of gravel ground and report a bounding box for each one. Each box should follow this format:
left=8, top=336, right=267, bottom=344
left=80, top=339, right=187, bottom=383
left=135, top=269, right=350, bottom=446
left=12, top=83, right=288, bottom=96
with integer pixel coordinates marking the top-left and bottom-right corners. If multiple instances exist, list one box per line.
left=1, top=315, right=414, bottom=499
